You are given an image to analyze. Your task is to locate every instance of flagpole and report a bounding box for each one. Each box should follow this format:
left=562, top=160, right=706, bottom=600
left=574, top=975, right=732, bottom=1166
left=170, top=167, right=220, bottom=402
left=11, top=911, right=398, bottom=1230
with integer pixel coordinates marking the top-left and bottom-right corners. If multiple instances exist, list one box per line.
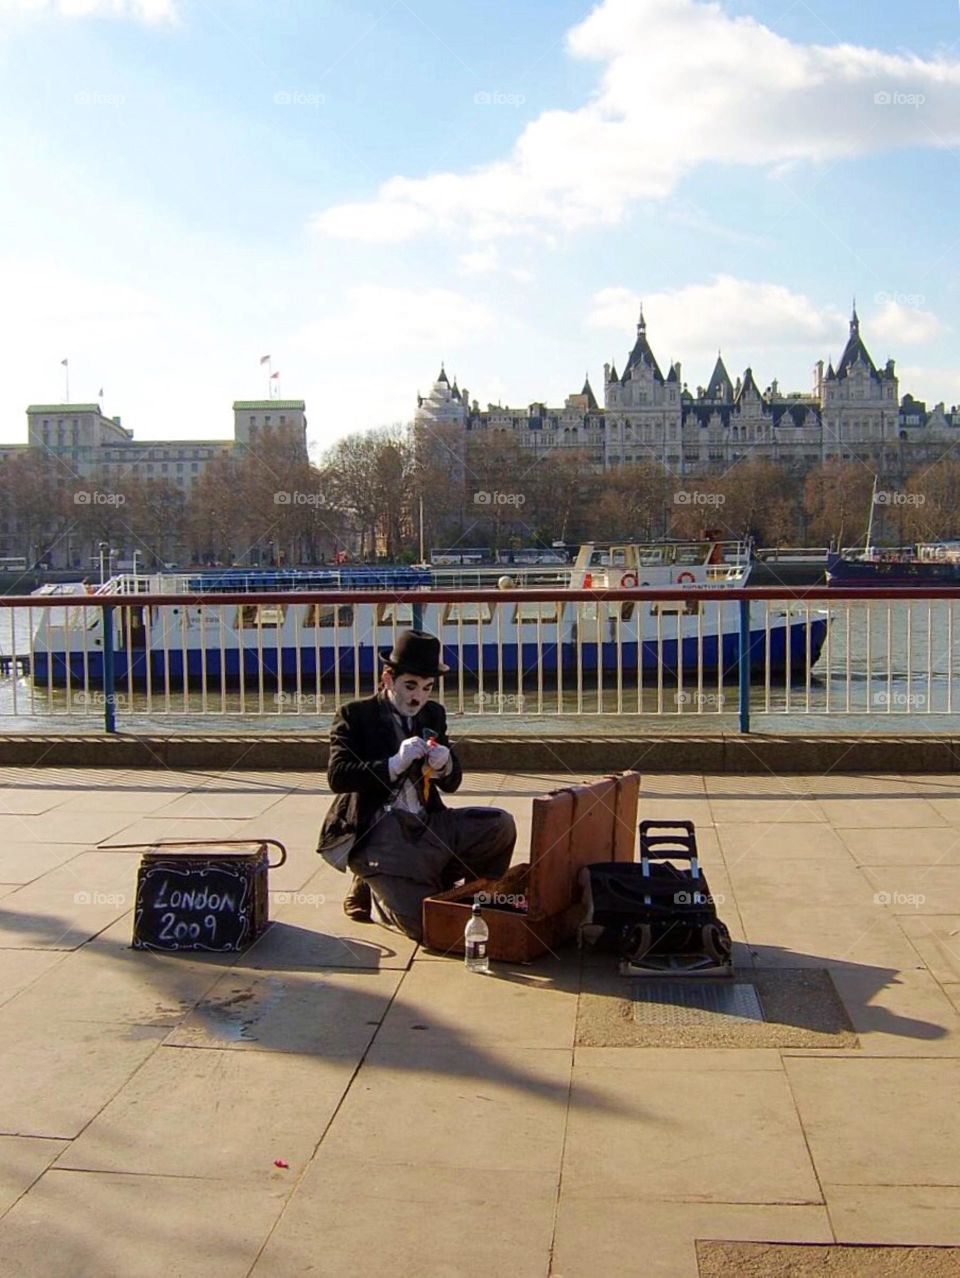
left=62, top=359, right=69, bottom=403
left=265, top=356, right=271, bottom=397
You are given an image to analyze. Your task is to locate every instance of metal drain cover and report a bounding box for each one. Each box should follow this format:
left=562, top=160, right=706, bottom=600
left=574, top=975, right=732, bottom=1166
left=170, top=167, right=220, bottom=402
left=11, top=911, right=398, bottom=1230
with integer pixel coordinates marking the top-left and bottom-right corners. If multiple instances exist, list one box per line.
left=631, top=981, right=764, bottom=1026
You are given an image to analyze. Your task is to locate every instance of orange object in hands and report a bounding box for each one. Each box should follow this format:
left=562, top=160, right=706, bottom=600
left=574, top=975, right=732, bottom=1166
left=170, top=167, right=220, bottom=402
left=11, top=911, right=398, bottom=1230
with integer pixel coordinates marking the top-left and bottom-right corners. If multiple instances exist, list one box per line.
left=422, top=734, right=438, bottom=802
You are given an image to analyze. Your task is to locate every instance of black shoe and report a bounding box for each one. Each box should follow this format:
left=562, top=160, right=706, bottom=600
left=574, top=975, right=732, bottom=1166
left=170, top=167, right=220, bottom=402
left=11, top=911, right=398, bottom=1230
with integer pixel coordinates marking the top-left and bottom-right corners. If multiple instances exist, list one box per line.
left=343, top=875, right=372, bottom=922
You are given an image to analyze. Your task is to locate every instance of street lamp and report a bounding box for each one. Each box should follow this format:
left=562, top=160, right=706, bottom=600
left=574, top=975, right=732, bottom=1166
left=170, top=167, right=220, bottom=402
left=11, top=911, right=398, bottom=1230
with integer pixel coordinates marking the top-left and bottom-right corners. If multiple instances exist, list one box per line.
left=132, top=550, right=140, bottom=577
left=98, top=542, right=108, bottom=586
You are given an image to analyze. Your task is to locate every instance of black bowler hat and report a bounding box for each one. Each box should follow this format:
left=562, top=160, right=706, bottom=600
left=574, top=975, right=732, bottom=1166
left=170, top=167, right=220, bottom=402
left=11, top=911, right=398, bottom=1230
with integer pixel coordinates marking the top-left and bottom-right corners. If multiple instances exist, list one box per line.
left=379, top=630, right=450, bottom=677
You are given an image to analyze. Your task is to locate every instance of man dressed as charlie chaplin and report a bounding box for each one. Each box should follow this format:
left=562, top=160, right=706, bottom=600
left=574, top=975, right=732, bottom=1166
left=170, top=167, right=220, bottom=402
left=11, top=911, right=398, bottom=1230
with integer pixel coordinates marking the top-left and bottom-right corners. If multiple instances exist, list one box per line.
left=317, top=630, right=516, bottom=942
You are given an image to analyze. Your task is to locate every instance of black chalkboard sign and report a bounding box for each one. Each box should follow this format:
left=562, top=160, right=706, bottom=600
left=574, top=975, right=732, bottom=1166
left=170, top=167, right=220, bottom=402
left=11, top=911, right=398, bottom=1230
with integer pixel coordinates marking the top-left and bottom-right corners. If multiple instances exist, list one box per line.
left=128, top=840, right=285, bottom=952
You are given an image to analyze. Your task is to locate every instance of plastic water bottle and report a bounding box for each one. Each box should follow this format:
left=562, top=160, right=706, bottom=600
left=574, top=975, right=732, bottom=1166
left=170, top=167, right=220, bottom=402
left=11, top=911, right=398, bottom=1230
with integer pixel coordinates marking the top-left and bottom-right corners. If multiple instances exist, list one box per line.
left=464, top=903, right=490, bottom=973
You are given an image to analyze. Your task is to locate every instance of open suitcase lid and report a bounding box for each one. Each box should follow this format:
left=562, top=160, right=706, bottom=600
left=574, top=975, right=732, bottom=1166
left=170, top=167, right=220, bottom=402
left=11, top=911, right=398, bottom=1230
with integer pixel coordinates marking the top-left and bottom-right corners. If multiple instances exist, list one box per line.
left=526, top=771, right=640, bottom=918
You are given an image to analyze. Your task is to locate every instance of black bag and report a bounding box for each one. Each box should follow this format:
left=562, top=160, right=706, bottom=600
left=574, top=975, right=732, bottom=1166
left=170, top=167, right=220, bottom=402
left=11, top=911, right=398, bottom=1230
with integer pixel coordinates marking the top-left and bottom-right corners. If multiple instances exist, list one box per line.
left=579, top=821, right=732, bottom=971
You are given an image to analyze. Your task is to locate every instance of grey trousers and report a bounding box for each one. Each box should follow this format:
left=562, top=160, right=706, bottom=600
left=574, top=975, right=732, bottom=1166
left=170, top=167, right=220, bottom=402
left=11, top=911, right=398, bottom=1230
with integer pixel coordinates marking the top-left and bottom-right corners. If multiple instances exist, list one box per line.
left=348, top=806, right=517, bottom=942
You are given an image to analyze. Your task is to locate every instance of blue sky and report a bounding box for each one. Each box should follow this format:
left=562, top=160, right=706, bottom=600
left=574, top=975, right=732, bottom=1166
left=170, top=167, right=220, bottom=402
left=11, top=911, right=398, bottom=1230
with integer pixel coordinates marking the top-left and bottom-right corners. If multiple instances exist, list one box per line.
left=0, top=0, right=958, bottom=454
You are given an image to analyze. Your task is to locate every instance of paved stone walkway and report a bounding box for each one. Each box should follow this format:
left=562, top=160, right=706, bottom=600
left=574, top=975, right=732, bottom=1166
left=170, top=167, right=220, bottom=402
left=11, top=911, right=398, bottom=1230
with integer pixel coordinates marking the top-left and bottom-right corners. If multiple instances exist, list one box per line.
left=0, top=766, right=958, bottom=1276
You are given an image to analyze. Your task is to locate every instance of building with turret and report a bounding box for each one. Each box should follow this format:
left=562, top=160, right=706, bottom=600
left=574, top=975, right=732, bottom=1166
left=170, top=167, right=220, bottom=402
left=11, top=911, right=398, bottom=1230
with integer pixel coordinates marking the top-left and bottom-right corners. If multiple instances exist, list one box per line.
left=415, top=306, right=960, bottom=478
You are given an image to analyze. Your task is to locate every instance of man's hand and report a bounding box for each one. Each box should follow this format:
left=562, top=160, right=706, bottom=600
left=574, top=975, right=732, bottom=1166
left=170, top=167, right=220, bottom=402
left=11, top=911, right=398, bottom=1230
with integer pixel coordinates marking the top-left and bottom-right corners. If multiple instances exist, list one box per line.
left=426, top=742, right=451, bottom=776
left=389, top=735, right=428, bottom=779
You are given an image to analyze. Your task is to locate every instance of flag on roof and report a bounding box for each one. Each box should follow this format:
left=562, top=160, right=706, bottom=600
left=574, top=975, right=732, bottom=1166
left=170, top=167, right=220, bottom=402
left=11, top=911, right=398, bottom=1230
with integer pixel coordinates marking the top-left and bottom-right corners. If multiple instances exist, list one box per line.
left=259, top=354, right=271, bottom=365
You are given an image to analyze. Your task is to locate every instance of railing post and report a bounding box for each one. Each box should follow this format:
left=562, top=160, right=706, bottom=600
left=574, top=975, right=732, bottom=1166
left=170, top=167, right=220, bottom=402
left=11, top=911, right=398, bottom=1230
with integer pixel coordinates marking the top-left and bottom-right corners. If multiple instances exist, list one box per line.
left=102, top=603, right=117, bottom=734
left=738, top=596, right=750, bottom=734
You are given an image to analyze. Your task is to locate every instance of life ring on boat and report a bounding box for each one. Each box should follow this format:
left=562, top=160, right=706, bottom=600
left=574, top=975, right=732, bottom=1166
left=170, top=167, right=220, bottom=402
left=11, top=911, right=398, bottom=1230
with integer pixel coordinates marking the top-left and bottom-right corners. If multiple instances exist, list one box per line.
left=620, top=572, right=639, bottom=588
left=677, top=571, right=696, bottom=585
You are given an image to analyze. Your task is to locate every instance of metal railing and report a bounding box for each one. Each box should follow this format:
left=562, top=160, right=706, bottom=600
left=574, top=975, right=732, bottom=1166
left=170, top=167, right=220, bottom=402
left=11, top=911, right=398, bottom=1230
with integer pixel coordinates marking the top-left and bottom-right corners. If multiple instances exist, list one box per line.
left=2, top=584, right=960, bottom=733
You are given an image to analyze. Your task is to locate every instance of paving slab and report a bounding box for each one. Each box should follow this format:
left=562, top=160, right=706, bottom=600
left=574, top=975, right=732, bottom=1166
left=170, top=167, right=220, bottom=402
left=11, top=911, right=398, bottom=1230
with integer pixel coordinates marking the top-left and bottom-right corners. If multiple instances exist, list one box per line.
left=717, top=821, right=856, bottom=865
left=0, top=949, right=66, bottom=1006
left=252, top=1155, right=557, bottom=1278
left=50, top=788, right=190, bottom=814
left=3, top=940, right=227, bottom=1028
left=56, top=1045, right=355, bottom=1179
left=0, top=1012, right=165, bottom=1138
left=784, top=1057, right=960, bottom=1187
left=635, top=795, right=715, bottom=825
left=373, top=956, right=580, bottom=1050
left=165, top=966, right=402, bottom=1054
left=824, top=1184, right=960, bottom=1246
left=0, top=1135, right=68, bottom=1215
left=816, top=797, right=948, bottom=828
left=0, top=1170, right=287, bottom=1278
left=0, top=852, right=139, bottom=949
left=741, top=902, right=926, bottom=971
left=896, top=914, right=960, bottom=983
left=319, top=1040, right=572, bottom=1174
left=561, top=1062, right=823, bottom=1203
left=240, top=901, right=417, bottom=971
left=573, top=1046, right=784, bottom=1070
left=836, top=825, right=960, bottom=867
left=552, top=1198, right=832, bottom=1278
left=862, top=865, right=960, bottom=914
left=826, top=965, right=960, bottom=1055
left=0, top=841, right=87, bottom=886
left=723, top=856, right=878, bottom=911
left=0, top=790, right=79, bottom=815
left=0, top=811, right=136, bottom=845
left=149, top=789, right=290, bottom=820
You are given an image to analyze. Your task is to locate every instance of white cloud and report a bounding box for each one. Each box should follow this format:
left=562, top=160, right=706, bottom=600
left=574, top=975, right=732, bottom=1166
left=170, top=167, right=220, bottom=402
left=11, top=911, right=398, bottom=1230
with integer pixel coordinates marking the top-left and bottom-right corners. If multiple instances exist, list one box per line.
left=457, top=248, right=500, bottom=276
left=588, top=276, right=846, bottom=370
left=898, top=367, right=960, bottom=408
left=869, top=299, right=942, bottom=345
left=0, top=0, right=177, bottom=22
left=311, top=0, right=960, bottom=244
left=456, top=246, right=535, bottom=283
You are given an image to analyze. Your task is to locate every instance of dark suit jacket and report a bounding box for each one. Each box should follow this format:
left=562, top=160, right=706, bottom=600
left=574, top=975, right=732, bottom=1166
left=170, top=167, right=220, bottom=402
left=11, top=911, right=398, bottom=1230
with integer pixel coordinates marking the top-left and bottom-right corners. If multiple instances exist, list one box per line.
left=317, top=692, right=463, bottom=869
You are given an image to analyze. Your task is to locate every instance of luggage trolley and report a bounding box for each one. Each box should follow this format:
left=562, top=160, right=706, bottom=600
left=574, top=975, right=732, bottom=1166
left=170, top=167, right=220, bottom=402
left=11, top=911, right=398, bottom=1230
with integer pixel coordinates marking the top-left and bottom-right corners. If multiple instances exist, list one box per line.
left=579, top=821, right=734, bottom=977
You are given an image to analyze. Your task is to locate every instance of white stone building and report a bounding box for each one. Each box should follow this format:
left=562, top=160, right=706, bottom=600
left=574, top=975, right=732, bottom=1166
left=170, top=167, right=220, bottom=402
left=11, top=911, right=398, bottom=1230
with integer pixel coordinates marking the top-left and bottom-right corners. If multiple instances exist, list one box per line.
left=416, top=307, right=960, bottom=478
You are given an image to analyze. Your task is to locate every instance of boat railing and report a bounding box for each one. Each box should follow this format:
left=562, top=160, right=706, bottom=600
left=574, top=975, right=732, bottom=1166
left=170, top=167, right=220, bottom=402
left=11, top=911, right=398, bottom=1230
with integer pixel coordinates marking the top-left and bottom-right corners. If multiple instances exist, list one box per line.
left=3, top=583, right=960, bottom=732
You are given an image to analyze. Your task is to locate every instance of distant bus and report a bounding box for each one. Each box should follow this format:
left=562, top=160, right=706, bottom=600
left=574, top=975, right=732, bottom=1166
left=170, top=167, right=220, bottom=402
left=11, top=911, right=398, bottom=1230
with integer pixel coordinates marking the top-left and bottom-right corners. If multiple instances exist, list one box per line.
left=0, top=557, right=27, bottom=571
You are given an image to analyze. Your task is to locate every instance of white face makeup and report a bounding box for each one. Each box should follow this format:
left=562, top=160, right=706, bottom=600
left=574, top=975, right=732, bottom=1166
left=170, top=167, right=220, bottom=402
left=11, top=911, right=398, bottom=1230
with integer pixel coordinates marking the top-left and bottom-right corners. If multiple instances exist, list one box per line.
left=383, top=670, right=435, bottom=718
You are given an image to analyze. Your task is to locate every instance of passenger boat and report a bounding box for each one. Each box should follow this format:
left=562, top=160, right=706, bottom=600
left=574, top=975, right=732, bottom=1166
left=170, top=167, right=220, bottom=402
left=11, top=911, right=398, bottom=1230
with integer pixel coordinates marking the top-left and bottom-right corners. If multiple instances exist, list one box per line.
left=826, top=542, right=960, bottom=587
left=28, top=539, right=828, bottom=689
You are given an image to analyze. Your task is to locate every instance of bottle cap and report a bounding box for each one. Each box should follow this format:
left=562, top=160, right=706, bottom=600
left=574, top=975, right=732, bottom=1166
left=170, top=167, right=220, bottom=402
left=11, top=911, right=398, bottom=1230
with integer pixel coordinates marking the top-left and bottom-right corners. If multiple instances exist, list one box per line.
left=471, top=902, right=481, bottom=914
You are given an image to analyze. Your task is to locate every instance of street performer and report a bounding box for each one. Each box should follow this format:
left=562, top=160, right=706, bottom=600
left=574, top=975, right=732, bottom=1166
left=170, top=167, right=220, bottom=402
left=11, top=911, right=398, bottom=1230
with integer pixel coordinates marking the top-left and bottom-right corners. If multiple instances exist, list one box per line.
left=317, top=630, right=516, bottom=942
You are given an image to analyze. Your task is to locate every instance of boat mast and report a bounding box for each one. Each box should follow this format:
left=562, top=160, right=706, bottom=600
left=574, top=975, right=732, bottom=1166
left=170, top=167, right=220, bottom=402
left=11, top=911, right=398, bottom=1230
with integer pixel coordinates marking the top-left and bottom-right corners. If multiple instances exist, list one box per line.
left=864, top=474, right=878, bottom=556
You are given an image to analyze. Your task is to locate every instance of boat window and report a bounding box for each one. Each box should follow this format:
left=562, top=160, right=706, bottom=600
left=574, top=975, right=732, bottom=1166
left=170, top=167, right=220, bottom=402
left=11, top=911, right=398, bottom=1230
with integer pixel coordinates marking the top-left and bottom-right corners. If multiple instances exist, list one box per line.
left=377, top=602, right=415, bottom=625
left=651, top=600, right=701, bottom=617
left=675, top=545, right=706, bottom=565
left=637, top=548, right=665, bottom=566
left=442, top=602, right=494, bottom=624
left=307, top=604, right=354, bottom=627
left=514, top=601, right=560, bottom=623
left=239, top=603, right=286, bottom=627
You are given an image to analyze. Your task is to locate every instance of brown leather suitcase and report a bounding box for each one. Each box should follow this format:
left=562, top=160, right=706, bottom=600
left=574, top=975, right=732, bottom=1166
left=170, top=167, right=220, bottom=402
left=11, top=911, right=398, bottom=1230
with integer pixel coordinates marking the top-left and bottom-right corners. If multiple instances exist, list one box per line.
left=421, top=771, right=640, bottom=961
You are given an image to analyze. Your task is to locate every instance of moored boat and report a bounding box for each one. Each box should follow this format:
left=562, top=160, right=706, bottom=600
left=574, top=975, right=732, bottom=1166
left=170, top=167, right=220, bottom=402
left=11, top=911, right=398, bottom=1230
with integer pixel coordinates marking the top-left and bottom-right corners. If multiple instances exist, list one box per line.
left=28, top=538, right=828, bottom=689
